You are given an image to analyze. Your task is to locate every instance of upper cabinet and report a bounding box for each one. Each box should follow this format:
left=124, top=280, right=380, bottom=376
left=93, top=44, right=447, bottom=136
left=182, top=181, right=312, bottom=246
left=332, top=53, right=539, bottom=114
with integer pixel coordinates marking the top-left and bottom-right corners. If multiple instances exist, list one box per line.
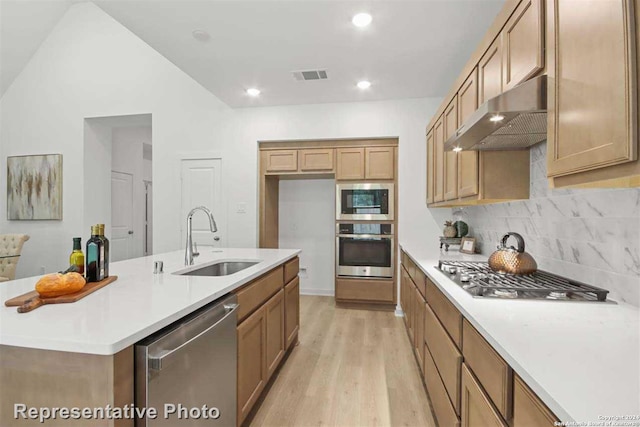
left=433, top=116, right=446, bottom=202
left=426, top=130, right=435, bottom=205
left=263, top=148, right=334, bottom=175
left=298, top=149, right=334, bottom=172
left=336, top=148, right=365, bottom=180
left=547, top=0, right=639, bottom=188
left=443, top=98, right=459, bottom=201
left=365, top=146, right=395, bottom=180
left=334, top=146, right=396, bottom=181
left=502, top=0, right=545, bottom=91
left=478, top=37, right=503, bottom=105
left=457, top=69, right=480, bottom=198
left=264, top=150, right=298, bottom=173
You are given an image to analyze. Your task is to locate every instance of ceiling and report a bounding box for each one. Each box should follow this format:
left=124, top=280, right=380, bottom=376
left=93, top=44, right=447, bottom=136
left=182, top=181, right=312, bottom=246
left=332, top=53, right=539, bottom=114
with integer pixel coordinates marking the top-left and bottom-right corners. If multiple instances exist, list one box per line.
left=1, top=0, right=506, bottom=108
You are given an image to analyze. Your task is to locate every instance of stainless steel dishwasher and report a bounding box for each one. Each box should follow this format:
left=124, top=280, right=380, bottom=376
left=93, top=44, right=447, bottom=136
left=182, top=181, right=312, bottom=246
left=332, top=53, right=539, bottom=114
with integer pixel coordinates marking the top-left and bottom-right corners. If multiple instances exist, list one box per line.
left=135, top=294, right=238, bottom=427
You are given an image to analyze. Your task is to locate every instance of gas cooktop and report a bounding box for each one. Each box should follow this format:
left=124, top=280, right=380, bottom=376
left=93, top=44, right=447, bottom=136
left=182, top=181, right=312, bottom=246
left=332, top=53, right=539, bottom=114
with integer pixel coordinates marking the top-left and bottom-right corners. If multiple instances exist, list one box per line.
left=437, top=261, right=610, bottom=302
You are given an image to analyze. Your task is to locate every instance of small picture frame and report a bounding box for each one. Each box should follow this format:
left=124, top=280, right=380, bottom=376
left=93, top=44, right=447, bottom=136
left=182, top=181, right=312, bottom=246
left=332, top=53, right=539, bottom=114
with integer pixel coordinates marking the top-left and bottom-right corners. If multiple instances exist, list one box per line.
left=460, top=237, right=476, bottom=254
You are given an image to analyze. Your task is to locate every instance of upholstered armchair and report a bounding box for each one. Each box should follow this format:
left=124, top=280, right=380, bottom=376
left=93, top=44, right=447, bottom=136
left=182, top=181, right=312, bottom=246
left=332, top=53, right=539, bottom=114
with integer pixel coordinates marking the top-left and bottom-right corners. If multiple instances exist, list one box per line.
left=0, top=234, right=30, bottom=281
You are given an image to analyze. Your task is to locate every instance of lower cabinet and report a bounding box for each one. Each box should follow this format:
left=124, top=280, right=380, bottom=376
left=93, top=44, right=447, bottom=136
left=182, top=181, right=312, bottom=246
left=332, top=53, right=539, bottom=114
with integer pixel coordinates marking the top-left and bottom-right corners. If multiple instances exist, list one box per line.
left=461, top=363, right=508, bottom=427
left=284, top=276, right=300, bottom=349
left=424, top=345, right=461, bottom=427
left=513, top=375, right=559, bottom=427
left=264, top=289, right=285, bottom=379
left=237, top=306, right=267, bottom=424
left=413, top=287, right=426, bottom=371
left=236, top=259, right=300, bottom=426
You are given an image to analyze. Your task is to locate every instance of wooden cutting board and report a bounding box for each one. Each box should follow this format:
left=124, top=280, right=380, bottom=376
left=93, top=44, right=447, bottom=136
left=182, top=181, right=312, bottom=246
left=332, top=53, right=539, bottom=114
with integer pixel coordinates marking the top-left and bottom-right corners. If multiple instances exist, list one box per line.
left=4, top=276, right=118, bottom=313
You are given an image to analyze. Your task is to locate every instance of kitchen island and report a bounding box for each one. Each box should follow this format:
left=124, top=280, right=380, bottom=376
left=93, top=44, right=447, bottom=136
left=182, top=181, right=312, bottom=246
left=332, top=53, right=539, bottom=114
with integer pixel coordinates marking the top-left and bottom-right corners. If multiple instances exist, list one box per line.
left=0, top=248, right=300, bottom=427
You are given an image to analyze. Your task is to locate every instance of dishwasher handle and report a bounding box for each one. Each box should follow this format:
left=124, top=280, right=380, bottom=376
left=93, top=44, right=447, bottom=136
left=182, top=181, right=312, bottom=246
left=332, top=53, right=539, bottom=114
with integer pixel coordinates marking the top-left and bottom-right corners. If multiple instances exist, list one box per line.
left=149, top=303, right=238, bottom=371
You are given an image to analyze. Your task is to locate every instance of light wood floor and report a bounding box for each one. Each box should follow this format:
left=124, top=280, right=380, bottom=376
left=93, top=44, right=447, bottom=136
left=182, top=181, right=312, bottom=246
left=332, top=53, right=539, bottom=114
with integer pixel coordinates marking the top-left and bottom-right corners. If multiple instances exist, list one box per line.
left=248, top=295, right=436, bottom=427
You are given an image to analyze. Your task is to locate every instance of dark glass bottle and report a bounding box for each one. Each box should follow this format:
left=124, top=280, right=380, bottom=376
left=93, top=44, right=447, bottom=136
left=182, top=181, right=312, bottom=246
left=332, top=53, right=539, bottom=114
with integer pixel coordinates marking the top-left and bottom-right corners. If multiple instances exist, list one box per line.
left=86, top=225, right=105, bottom=282
left=98, top=224, right=110, bottom=278
left=69, top=237, right=85, bottom=275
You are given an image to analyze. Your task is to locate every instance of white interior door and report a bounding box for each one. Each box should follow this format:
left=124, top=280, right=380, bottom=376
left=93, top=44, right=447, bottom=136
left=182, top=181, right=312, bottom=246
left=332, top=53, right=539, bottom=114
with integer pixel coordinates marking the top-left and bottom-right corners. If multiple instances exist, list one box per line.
left=111, top=171, right=134, bottom=262
left=180, top=158, right=224, bottom=249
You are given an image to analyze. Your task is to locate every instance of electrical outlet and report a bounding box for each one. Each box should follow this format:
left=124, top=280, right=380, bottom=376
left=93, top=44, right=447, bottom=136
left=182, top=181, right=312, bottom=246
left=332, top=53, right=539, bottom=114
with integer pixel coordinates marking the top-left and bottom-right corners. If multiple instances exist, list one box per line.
left=236, top=203, right=247, bottom=214
left=299, top=267, right=308, bottom=278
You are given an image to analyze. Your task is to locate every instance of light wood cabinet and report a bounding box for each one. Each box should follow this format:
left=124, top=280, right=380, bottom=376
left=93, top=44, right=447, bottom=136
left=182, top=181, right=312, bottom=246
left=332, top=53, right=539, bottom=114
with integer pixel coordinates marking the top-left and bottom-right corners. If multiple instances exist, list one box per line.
left=457, top=69, right=480, bottom=198
left=413, top=287, right=426, bottom=371
left=401, top=267, right=411, bottom=328
left=547, top=0, right=638, bottom=183
left=513, top=375, right=559, bottom=426
left=424, top=345, right=461, bottom=427
left=265, top=150, right=298, bottom=173
left=365, top=146, right=395, bottom=179
left=444, top=98, right=459, bottom=201
left=298, top=148, right=334, bottom=172
left=335, top=277, right=395, bottom=304
left=237, top=305, right=266, bottom=425
left=426, top=278, right=462, bottom=348
left=426, top=130, right=435, bottom=204
left=462, top=319, right=512, bottom=421
left=479, top=37, right=503, bottom=105
left=502, top=0, right=544, bottom=90
left=434, top=115, right=445, bottom=202
left=284, top=276, right=300, bottom=350
left=336, top=148, right=365, bottom=180
left=235, top=267, right=284, bottom=323
left=425, top=304, right=462, bottom=414
left=461, top=363, right=508, bottom=427
left=264, top=289, right=285, bottom=380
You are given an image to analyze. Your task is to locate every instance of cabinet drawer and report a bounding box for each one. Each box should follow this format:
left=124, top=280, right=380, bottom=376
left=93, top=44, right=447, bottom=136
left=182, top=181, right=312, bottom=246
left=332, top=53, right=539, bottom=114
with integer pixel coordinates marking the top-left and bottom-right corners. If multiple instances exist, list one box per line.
left=284, top=257, right=299, bottom=284
left=424, top=344, right=460, bottom=427
left=513, top=375, right=559, bottom=427
left=235, top=266, right=284, bottom=323
left=412, top=266, right=426, bottom=299
left=461, top=363, right=507, bottom=427
left=298, top=149, right=334, bottom=172
left=425, top=304, right=462, bottom=415
left=265, top=150, right=298, bottom=173
left=335, top=278, right=395, bottom=303
left=462, top=319, right=512, bottom=420
left=426, top=279, right=462, bottom=348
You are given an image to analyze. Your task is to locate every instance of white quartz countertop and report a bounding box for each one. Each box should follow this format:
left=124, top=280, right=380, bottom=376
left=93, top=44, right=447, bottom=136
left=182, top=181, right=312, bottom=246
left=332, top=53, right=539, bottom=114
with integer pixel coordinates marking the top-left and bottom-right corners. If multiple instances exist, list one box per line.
left=0, top=248, right=300, bottom=355
left=400, top=243, right=640, bottom=424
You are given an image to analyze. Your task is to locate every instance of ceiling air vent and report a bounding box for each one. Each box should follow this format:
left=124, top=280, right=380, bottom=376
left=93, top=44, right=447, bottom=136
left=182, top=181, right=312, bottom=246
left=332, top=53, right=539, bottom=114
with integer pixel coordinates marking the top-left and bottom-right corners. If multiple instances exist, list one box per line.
left=292, top=69, right=328, bottom=81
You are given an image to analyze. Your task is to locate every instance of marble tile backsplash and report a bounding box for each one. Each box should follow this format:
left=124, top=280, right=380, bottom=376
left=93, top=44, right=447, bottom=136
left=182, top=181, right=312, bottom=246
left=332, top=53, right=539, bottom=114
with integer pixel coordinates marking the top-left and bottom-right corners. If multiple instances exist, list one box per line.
left=441, top=143, right=640, bottom=306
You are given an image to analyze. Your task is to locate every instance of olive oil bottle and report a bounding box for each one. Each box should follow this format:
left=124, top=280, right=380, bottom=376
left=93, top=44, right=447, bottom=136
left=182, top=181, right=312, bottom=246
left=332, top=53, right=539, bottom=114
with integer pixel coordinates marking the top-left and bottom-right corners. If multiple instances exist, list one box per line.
left=69, top=237, right=85, bottom=275
left=97, top=224, right=110, bottom=278
left=86, top=226, right=105, bottom=282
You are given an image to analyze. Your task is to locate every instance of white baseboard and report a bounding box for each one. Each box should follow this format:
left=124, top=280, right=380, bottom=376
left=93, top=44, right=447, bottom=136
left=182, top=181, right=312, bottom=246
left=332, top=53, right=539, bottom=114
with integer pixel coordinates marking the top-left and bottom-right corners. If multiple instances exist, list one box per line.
left=300, top=288, right=335, bottom=297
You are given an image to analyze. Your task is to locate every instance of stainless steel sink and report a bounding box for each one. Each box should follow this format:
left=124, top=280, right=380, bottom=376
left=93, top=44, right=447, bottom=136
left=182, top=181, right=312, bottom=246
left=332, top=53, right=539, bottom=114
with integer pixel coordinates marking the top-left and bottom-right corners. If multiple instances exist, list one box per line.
left=175, top=261, right=260, bottom=277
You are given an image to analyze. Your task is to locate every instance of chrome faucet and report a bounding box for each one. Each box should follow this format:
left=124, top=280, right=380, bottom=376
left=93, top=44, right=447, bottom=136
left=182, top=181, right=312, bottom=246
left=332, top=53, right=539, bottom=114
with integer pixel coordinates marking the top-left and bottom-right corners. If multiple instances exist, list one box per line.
left=185, top=206, right=218, bottom=266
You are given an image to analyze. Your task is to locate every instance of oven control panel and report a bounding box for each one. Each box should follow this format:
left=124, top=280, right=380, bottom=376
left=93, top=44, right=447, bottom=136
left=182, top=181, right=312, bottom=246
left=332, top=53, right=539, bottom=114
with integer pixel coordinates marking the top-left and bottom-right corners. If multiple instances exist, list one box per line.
left=337, top=223, right=393, bottom=235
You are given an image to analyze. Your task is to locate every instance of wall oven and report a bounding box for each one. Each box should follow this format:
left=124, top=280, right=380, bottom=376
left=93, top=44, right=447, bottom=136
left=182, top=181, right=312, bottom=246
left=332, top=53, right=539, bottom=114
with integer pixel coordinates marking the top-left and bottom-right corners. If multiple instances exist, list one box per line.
left=336, top=183, right=394, bottom=221
left=336, top=223, right=394, bottom=278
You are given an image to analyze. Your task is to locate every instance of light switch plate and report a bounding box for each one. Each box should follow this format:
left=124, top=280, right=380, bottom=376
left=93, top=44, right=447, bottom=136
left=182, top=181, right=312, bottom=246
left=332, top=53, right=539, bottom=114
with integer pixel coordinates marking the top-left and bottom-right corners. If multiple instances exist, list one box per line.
left=236, top=203, right=247, bottom=214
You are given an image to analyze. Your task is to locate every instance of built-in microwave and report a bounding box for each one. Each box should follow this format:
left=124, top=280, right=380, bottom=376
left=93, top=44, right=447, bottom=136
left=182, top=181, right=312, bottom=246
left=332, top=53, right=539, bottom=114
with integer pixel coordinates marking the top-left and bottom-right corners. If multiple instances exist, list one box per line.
left=336, top=183, right=394, bottom=221
left=336, top=223, right=394, bottom=278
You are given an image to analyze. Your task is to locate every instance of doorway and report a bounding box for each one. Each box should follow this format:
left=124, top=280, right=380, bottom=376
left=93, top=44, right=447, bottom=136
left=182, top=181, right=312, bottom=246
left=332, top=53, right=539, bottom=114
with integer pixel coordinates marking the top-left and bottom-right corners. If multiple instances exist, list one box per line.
left=180, top=158, right=224, bottom=249
left=83, top=113, right=152, bottom=262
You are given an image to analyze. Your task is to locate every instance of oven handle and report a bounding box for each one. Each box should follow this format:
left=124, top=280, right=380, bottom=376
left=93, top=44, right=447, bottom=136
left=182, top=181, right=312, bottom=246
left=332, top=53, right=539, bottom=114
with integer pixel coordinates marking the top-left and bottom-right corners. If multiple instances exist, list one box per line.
left=337, top=234, right=394, bottom=239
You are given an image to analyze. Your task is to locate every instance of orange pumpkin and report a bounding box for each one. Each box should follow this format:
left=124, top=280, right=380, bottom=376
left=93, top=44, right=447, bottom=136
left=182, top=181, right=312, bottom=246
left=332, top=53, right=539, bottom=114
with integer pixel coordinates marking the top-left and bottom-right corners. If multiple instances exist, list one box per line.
left=35, top=272, right=86, bottom=298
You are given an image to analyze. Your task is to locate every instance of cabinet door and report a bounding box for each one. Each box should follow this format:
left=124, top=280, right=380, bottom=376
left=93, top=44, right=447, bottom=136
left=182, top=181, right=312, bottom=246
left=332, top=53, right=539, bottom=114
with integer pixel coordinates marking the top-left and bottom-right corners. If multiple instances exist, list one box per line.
left=265, top=289, right=285, bottom=380
left=406, top=281, right=414, bottom=341
left=547, top=0, right=637, bottom=177
left=502, top=0, right=544, bottom=90
left=457, top=69, right=480, bottom=198
left=299, top=149, right=334, bottom=172
left=365, top=146, right=395, bottom=180
left=336, top=148, right=365, bottom=180
left=413, top=286, right=426, bottom=372
left=444, top=97, right=459, bottom=201
left=513, top=376, right=559, bottom=427
left=434, top=115, right=445, bottom=202
left=426, top=129, right=435, bottom=204
left=479, top=37, right=503, bottom=105
left=284, top=276, right=300, bottom=350
left=237, top=306, right=266, bottom=424
left=401, top=267, right=410, bottom=326
left=461, top=364, right=508, bottom=427
left=265, top=150, right=298, bottom=173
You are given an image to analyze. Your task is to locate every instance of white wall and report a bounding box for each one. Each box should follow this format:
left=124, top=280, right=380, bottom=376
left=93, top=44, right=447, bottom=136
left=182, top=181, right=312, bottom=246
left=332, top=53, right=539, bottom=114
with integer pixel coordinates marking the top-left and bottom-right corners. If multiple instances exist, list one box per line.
left=279, top=179, right=335, bottom=296
left=0, top=2, right=236, bottom=278
left=112, top=125, right=151, bottom=259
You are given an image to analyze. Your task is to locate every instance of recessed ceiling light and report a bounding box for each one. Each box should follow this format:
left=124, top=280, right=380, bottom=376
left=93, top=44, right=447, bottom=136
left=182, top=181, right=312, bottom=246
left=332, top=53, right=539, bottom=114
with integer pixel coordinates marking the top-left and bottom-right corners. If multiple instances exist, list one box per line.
left=352, top=13, right=372, bottom=27
left=357, top=80, right=371, bottom=89
left=490, top=114, right=505, bottom=122
left=246, top=88, right=261, bottom=97
left=453, top=147, right=463, bottom=152
left=192, top=30, right=211, bottom=42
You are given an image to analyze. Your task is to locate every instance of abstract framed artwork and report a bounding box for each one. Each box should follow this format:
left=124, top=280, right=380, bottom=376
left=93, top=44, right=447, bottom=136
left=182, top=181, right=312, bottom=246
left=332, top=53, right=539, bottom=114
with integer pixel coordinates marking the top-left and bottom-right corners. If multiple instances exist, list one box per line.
left=7, top=154, right=62, bottom=220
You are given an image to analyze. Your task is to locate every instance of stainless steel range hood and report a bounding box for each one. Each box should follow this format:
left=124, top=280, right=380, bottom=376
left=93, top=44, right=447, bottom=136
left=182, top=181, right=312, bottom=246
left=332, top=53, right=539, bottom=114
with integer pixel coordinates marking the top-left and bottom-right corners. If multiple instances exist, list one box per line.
left=444, top=75, right=547, bottom=151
